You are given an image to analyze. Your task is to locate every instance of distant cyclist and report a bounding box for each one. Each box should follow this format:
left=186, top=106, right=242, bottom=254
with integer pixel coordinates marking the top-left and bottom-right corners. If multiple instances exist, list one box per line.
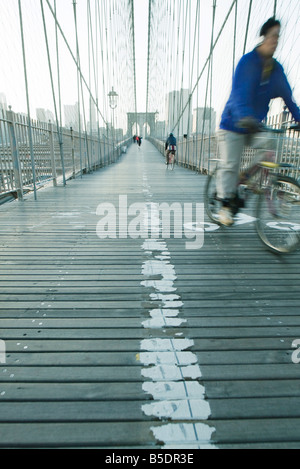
left=217, top=17, right=300, bottom=226
left=165, top=133, right=177, bottom=164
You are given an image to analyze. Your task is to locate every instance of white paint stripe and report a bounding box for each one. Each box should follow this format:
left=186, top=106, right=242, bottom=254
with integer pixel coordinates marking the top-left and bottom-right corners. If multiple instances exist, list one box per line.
left=141, top=364, right=202, bottom=381
left=151, top=423, right=216, bottom=445
left=142, top=317, right=186, bottom=328
left=140, top=351, right=198, bottom=366
left=141, top=280, right=177, bottom=292
left=142, top=381, right=206, bottom=400
left=140, top=177, right=217, bottom=449
left=142, top=399, right=211, bottom=420
left=140, top=338, right=194, bottom=352
left=149, top=308, right=181, bottom=317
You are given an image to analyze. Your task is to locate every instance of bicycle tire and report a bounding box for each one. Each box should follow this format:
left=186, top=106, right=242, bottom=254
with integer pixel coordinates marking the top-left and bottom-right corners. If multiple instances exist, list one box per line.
left=204, top=169, right=222, bottom=224
left=167, top=153, right=176, bottom=171
left=255, top=175, right=300, bottom=254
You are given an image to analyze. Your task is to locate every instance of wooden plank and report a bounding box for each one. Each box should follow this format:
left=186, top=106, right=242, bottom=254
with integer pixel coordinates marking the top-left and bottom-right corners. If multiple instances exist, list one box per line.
left=0, top=397, right=300, bottom=422
left=1, top=139, right=300, bottom=448
left=0, top=350, right=294, bottom=366
left=0, top=316, right=300, bottom=328
left=0, top=327, right=299, bottom=340
left=1, top=337, right=296, bottom=352
left=0, top=382, right=147, bottom=401
left=1, top=419, right=300, bottom=447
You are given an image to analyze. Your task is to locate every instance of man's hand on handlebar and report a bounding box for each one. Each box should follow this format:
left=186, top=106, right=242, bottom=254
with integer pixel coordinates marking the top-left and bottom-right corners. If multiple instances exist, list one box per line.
left=237, top=116, right=261, bottom=133
left=238, top=118, right=300, bottom=133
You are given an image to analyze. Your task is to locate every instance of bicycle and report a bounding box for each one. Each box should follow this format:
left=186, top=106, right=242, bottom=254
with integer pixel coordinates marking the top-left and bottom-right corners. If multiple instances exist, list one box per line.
left=166, top=146, right=176, bottom=171
left=204, top=124, right=300, bottom=254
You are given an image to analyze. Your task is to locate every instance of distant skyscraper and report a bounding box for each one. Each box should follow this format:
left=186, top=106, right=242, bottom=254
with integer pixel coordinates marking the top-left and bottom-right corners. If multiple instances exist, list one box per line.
left=165, top=89, right=192, bottom=137
left=36, top=108, right=55, bottom=123
left=64, top=102, right=81, bottom=131
left=0, top=93, right=7, bottom=111
left=193, top=107, right=216, bottom=135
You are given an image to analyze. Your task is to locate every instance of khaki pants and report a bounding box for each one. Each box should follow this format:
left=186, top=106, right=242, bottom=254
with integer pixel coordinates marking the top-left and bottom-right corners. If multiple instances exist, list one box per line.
left=217, top=129, right=277, bottom=200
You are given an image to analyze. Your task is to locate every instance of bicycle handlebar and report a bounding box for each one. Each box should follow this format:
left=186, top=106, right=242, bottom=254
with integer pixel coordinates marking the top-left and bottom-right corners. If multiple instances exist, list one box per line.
left=287, top=123, right=300, bottom=132
left=258, top=123, right=300, bottom=133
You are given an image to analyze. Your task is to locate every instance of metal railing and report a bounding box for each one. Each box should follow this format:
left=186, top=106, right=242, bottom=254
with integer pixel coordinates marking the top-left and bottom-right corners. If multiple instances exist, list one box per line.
left=149, top=114, right=300, bottom=179
left=0, top=108, right=131, bottom=201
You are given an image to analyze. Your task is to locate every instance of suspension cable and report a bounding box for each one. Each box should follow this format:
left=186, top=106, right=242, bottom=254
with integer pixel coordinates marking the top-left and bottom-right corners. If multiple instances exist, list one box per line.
left=44, top=0, right=107, bottom=127
left=131, top=0, right=137, bottom=135
left=243, top=0, right=253, bottom=54
left=171, top=0, right=238, bottom=134
left=40, top=0, right=66, bottom=185
left=18, top=0, right=37, bottom=199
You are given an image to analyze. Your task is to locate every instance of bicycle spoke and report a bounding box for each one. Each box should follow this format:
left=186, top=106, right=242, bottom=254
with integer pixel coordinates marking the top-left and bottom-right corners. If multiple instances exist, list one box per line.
left=256, top=176, right=300, bottom=253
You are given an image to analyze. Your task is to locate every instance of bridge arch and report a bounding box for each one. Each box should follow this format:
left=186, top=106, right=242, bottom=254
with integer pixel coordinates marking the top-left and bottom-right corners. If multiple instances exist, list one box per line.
left=127, top=113, right=156, bottom=138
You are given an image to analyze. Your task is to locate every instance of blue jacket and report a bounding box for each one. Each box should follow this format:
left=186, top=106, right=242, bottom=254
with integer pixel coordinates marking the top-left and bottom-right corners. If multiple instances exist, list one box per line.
left=165, top=135, right=177, bottom=149
left=220, top=48, right=300, bottom=133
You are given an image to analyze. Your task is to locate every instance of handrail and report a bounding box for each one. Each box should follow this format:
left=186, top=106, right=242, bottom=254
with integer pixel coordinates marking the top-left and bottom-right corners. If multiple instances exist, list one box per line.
left=0, top=109, right=131, bottom=202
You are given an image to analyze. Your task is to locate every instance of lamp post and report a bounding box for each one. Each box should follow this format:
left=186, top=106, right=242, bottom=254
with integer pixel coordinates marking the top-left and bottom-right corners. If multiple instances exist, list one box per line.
left=108, top=87, right=118, bottom=160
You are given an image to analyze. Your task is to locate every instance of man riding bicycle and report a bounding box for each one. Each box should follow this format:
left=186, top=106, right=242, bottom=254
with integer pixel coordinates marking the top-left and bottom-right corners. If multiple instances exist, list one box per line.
left=217, top=17, right=300, bottom=226
left=165, top=133, right=177, bottom=165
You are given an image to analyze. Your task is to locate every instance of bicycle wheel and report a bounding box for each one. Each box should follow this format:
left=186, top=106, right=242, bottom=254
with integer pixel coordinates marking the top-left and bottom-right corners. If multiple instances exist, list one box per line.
left=170, top=154, right=175, bottom=171
left=204, top=169, right=222, bottom=224
left=256, top=175, right=300, bottom=254
left=167, top=153, right=175, bottom=171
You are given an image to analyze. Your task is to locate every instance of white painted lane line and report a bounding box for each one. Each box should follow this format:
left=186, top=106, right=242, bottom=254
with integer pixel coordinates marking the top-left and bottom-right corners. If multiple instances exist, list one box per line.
left=140, top=338, right=194, bottom=351
left=140, top=174, right=217, bottom=449
left=140, top=351, right=198, bottom=366
left=151, top=423, right=216, bottom=447
left=142, top=381, right=206, bottom=401
left=141, top=364, right=202, bottom=381
left=142, top=317, right=186, bottom=328
left=142, top=399, right=211, bottom=420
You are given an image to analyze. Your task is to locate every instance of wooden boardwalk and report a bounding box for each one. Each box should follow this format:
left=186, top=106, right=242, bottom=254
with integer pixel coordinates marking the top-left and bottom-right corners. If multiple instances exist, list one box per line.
left=1, top=140, right=300, bottom=448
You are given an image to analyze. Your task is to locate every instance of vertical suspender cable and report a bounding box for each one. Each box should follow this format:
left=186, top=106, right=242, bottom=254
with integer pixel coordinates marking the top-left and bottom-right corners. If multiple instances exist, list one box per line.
left=40, top=0, right=66, bottom=186
left=44, top=0, right=107, bottom=127
left=54, top=0, right=62, bottom=128
left=172, top=0, right=237, bottom=134
left=131, top=0, right=138, bottom=136
left=97, top=0, right=107, bottom=163
left=208, top=0, right=217, bottom=175
left=18, top=0, right=37, bottom=200
left=243, top=0, right=253, bottom=55
left=188, top=0, right=200, bottom=167
left=195, top=0, right=201, bottom=171
left=274, top=0, right=278, bottom=17
left=179, top=0, right=189, bottom=142
left=87, top=0, right=93, bottom=169
left=73, top=0, right=91, bottom=173
left=73, top=0, right=83, bottom=178
left=146, top=0, right=152, bottom=137
left=94, top=0, right=102, bottom=168
left=233, top=0, right=238, bottom=76
left=198, top=0, right=216, bottom=172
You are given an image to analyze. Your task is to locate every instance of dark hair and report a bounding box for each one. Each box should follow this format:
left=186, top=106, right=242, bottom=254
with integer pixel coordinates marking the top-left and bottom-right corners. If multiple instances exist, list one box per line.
left=260, top=17, right=281, bottom=37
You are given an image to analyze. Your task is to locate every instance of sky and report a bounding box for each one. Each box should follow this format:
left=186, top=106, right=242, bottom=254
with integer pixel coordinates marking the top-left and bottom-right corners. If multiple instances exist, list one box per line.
left=0, top=0, right=150, bottom=127
left=0, top=0, right=300, bottom=131
left=133, top=0, right=149, bottom=112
